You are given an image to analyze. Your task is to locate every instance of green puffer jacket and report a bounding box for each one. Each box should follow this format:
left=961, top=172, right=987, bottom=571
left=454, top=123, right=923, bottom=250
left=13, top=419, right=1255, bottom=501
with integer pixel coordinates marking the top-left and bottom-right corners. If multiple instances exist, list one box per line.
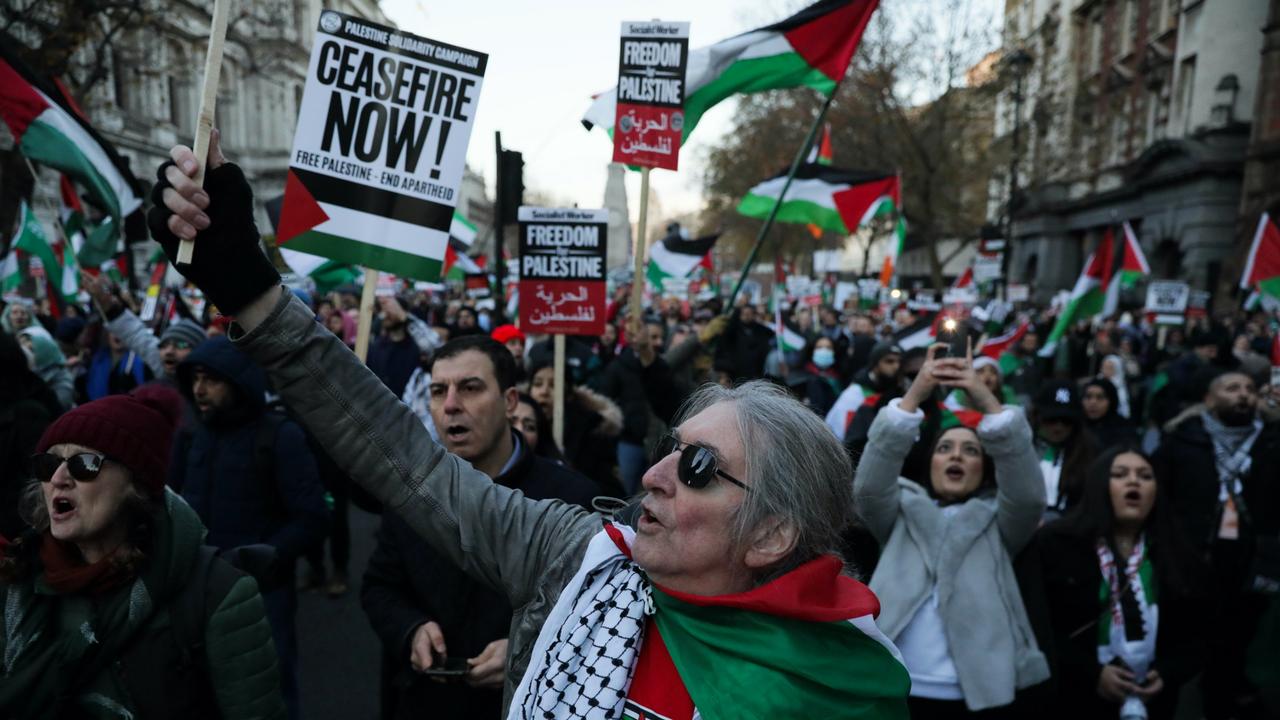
left=0, top=490, right=285, bottom=720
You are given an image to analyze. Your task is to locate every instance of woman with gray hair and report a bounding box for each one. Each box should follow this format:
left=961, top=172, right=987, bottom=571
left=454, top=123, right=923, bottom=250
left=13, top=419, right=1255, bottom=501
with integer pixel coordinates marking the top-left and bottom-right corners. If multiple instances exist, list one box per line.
left=147, top=138, right=912, bottom=720
left=855, top=344, right=1049, bottom=717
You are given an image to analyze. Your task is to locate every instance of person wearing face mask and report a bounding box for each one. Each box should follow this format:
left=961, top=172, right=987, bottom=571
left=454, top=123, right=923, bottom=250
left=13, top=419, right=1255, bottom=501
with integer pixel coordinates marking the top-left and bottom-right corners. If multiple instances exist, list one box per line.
left=855, top=344, right=1048, bottom=716
left=790, top=336, right=842, bottom=417
left=1029, top=446, right=1207, bottom=720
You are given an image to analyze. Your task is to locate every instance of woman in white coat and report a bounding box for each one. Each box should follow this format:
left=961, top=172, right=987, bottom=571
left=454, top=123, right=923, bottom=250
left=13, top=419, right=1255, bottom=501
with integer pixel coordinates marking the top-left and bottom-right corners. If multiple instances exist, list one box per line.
left=854, top=344, right=1049, bottom=718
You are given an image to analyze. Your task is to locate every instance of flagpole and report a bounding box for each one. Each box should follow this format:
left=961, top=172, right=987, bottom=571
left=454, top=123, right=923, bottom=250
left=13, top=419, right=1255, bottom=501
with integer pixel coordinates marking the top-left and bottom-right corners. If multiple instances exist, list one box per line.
left=724, top=90, right=838, bottom=310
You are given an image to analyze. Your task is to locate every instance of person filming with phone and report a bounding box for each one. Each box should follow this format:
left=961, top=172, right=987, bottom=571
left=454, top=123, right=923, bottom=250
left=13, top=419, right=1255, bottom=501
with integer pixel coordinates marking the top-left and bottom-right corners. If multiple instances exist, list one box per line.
left=854, top=342, right=1049, bottom=717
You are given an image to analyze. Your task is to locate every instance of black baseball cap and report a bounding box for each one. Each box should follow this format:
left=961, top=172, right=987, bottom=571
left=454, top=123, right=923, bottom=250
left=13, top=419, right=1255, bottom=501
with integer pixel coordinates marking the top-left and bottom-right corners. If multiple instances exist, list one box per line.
left=1035, top=380, right=1080, bottom=422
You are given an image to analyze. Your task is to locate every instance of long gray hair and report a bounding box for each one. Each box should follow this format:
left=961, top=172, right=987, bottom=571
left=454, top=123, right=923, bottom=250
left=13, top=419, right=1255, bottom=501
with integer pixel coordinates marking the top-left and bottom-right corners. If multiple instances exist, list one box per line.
left=672, top=380, right=854, bottom=582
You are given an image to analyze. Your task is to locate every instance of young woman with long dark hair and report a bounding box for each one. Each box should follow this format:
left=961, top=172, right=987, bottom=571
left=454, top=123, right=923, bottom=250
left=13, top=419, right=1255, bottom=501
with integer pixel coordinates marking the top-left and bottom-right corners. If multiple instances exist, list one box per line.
left=1032, top=444, right=1207, bottom=720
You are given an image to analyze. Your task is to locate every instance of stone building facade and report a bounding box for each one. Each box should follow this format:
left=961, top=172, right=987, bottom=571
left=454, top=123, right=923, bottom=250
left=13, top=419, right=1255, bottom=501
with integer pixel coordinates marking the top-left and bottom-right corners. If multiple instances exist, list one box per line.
left=991, top=0, right=1272, bottom=303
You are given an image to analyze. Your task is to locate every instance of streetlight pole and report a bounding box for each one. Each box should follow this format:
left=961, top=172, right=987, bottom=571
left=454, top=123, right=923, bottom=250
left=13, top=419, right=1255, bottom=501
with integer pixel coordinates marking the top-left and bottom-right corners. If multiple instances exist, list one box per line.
left=1000, top=48, right=1032, bottom=299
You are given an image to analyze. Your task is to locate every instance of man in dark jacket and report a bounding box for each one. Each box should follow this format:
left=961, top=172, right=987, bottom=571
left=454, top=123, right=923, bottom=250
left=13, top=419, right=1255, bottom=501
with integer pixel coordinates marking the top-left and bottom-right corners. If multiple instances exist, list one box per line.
left=368, top=296, right=423, bottom=397
left=1153, top=369, right=1280, bottom=720
left=362, top=335, right=597, bottom=720
left=170, top=336, right=329, bottom=720
left=592, top=319, right=682, bottom=494
left=713, top=304, right=774, bottom=383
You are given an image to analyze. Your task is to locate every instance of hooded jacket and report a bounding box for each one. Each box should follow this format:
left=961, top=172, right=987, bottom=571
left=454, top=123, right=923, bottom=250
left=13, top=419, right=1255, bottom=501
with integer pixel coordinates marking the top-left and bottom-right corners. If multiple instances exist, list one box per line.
left=171, top=337, right=328, bottom=560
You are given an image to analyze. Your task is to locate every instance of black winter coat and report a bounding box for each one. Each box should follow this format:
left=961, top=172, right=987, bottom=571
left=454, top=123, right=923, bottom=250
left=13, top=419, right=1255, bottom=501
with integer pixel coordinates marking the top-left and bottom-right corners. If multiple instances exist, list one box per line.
left=1152, top=416, right=1280, bottom=573
left=713, top=316, right=774, bottom=382
left=591, top=348, right=681, bottom=445
left=361, top=432, right=598, bottom=720
left=1024, top=526, right=1208, bottom=720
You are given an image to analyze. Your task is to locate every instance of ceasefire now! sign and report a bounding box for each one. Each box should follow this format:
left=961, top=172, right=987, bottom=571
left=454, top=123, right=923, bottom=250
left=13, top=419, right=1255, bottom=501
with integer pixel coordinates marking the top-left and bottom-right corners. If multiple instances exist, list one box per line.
left=275, top=11, right=487, bottom=282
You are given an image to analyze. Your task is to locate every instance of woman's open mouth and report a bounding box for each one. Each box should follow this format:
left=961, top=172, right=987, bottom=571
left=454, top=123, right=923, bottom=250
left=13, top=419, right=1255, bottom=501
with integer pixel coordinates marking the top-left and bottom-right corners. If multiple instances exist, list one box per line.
left=51, top=497, right=77, bottom=521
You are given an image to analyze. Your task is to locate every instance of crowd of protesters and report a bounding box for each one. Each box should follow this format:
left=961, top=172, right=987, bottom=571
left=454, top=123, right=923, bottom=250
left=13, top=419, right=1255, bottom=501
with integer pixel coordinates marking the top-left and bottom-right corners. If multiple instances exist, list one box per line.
left=1, top=142, right=1278, bottom=719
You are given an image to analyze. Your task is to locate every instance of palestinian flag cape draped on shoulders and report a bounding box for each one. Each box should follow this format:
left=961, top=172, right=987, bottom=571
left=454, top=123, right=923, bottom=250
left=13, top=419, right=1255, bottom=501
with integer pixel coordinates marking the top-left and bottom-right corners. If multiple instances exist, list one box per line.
left=651, top=556, right=909, bottom=719
left=583, top=0, right=880, bottom=143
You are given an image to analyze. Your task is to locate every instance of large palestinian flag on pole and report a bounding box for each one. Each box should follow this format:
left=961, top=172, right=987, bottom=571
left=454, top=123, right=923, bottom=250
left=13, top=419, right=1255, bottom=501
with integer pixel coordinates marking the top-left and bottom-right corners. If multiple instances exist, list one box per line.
left=0, top=46, right=141, bottom=224
left=1101, top=222, right=1151, bottom=318
left=647, top=228, right=721, bottom=288
left=582, top=0, right=880, bottom=143
left=1040, top=232, right=1115, bottom=357
left=737, top=166, right=899, bottom=236
left=1241, top=212, right=1280, bottom=300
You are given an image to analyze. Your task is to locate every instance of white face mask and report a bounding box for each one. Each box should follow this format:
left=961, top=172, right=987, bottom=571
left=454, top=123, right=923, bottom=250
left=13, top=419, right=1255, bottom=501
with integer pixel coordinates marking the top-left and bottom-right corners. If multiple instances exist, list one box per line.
left=812, top=348, right=835, bottom=369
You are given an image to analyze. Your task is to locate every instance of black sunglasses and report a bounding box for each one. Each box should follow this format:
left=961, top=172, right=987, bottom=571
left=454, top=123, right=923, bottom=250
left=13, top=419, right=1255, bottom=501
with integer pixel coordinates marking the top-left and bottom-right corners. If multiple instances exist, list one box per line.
left=30, top=452, right=110, bottom=482
left=652, top=433, right=750, bottom=492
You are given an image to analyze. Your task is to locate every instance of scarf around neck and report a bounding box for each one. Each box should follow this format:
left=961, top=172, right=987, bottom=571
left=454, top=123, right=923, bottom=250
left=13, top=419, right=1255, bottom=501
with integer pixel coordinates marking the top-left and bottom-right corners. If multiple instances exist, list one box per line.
left=1096, top=536, right=1157, bottom=676
left=0, top=490, right=204, bottom=719
left=1200, top=411, right=1263, bottom=500
left=38, top=533, right=133, bottom=597
left=510, top=523, right=910, bottom=720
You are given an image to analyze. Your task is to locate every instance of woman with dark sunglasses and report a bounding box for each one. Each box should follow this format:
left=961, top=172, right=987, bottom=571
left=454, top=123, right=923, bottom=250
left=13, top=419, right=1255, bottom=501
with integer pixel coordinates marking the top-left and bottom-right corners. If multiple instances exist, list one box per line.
left=0, top=387, right=285, bottom=719
left=855, top=343, right=1049, bottom=717
left=142, top=133, right=913, bottom=719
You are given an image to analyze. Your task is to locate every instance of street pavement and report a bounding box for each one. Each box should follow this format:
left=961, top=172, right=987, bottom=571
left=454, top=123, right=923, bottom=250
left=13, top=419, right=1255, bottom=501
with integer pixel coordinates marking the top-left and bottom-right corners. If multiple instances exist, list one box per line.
left=297, top=505, right=384, bottom=720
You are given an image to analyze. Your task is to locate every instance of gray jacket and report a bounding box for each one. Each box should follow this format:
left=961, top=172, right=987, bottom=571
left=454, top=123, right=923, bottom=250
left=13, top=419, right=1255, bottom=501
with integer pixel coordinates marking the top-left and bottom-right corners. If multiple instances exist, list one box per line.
left=106, top=308, right=166, bottom=377
left=234, top=290, right=600, bottom=709
left=854, top=400, right=1049, bottom=710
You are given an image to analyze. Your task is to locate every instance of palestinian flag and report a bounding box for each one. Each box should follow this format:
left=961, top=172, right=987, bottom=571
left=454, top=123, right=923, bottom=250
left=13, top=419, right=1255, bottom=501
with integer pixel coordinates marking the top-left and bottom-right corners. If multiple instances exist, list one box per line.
left=1039, top=232, right=1115, bottom=357
left=647, top=228, right=721, bottom=288
left=444, top=244, right=482, bottom=278
left=893, top=311, right=940, bottom=350
left=651, top=555, right=908, bottom=719
left=264, top=193, right=361, bottom=295
left=0, top=46, right=141, bottom=223
left=59, top=175, right=119, bottom=268
left=1101, top=222, right=1150, bottom=318
left=1118, top=222, right=1151, bottom=285
left=738, top=166, right=899, bottom=236
left=583, top=0, right=880, bottom=143
left=274, top=166, right=450, bottom=283
left=451, top=211, right=479, bottom=248
left=879, top=216, right=907, bottom=288
left=951, top=267, right=973, bottom=291
left=2, top=248, right=22, bottom=294
left=807, top=123, right=834, bottom=165
left=1241, top=212, right=1280, bottom=300
left=979, top=318, right=1029, bottom=359
left=10, top=200, right=65, bottom=298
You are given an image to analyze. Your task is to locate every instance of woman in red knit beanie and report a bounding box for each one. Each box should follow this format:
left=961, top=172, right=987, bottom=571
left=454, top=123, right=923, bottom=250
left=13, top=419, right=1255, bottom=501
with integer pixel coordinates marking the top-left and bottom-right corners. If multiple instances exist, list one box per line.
left=0, top=385, right=287, bottom=719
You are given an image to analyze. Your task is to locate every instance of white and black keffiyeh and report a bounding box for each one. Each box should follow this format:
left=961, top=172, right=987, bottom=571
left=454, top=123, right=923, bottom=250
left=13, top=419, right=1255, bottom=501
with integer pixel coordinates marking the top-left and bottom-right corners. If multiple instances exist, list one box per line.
left=511, top=525, right=651, bottom=720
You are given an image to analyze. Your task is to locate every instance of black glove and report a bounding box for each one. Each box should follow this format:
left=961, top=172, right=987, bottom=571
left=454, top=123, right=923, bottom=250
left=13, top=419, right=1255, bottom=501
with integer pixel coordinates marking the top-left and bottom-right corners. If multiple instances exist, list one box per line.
left=147, top=161, right=280, bottom=315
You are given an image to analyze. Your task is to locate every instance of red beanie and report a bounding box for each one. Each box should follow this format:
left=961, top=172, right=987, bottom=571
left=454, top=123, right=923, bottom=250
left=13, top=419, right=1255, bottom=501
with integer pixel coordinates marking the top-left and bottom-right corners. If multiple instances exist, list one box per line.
left=36, top=385, right=184, bottom=496
left=491, top=324, right=526, bottom=344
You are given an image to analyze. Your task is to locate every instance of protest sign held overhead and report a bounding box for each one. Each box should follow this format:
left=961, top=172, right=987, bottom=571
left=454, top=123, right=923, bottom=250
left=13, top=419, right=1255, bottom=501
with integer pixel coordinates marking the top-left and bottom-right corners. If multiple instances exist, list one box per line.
left=276, top=11, right=486, bottom=282
left=612, top=21, right=690, bottom=170
left=518, top=207, right=608, bottom=335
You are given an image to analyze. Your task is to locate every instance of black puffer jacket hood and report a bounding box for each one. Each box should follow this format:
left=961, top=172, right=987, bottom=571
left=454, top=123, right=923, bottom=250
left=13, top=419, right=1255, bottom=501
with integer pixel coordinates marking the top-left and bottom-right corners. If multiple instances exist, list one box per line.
left=176, top=336, right=267, bottom=414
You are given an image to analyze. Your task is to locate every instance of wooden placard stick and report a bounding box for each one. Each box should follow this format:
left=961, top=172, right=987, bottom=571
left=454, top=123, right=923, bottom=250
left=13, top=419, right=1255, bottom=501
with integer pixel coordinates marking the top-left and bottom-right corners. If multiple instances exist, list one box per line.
left=177, top=0, right=231, bottom=265
left=354, top=270, right=378, bottom=363
left=553, top=333, right=566, bottom=449
left=626, top=166, right=651, bottom=337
